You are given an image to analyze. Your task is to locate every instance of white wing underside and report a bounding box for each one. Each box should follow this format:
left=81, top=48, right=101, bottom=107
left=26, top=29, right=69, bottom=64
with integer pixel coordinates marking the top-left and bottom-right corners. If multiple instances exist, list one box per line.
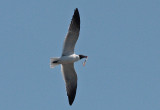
left=62, top=32, right=79, bottom=56
left=61, top=63, right=77, bottom=105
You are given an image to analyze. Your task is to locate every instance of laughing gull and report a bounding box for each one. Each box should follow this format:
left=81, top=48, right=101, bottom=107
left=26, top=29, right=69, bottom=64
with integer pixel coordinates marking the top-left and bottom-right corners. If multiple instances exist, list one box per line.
left=50, top=8, right=87, bottom=105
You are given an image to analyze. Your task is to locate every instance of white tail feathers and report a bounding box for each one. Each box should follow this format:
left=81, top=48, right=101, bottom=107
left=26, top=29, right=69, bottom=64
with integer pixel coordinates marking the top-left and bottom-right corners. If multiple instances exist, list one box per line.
left=50, top=57, right=60, bottom=68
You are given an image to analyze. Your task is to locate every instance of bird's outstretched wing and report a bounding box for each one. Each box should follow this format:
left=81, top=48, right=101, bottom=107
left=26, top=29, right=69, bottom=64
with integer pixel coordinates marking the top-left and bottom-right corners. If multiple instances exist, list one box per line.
left=62, top=8, right=80, bottom=56
left=61, top=63, right=77, bottom=105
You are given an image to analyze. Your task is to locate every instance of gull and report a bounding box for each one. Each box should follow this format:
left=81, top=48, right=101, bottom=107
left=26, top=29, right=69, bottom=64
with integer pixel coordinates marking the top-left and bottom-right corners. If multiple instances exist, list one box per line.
left=50, top=8, right=87, bottom=105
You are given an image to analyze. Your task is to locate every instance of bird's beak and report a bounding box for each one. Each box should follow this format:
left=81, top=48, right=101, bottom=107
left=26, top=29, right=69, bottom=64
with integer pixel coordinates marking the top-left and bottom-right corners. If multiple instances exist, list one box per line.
left=84, top=56, right=88, bottom=58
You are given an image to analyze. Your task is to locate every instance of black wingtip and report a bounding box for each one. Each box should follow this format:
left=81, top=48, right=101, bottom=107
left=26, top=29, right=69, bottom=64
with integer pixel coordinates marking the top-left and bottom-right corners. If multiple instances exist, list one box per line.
left=74, top=8, right=79, bottom=13
left=68, top=95, right=75, bottom=106
left=72, top=8, right=80, bottom=29
left=67, top=85, right=77, bottom=106
left=68, top=92, right=76, bottom=106
left=69, top=100, right=73, bottom=106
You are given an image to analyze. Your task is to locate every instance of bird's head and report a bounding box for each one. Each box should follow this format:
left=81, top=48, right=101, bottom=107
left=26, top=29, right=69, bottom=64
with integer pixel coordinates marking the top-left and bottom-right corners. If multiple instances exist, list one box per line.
left=79, top=55, right=88, bottom=59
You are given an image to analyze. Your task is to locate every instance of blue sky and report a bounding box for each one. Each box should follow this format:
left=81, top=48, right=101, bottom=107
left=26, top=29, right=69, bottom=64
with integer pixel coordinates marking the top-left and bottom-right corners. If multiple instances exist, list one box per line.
left=0, top=0, right=160, bottom=110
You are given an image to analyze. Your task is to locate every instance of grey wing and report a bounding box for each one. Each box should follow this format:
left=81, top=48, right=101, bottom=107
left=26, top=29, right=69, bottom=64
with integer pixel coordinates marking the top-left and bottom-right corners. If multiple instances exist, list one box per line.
left=62, top=8, right=80, bottom=56
left=61, top=63, right=77, bottom=105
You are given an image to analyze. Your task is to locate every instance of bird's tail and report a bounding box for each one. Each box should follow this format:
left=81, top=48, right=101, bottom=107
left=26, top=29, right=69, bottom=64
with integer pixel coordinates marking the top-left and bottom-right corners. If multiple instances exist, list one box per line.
left=50, top=57, right=60, bottom=68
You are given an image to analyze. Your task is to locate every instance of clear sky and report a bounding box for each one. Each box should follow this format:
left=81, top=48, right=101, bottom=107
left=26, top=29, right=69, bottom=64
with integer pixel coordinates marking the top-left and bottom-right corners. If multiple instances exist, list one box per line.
left=0, top=0, right=160, bottom=110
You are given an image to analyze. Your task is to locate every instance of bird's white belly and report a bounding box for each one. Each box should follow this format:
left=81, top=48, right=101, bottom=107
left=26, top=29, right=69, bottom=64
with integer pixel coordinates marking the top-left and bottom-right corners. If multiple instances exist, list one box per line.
left=58, top=55, right=79, bottom=64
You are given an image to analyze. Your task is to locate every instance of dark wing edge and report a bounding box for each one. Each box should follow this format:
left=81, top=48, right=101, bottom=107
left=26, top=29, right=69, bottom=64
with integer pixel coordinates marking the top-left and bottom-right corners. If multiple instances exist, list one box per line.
left=69, top=8, right=80, bottom=31
left=67, top=81, right=77, bottom=105
left=61, top=63, right=78, bottom=105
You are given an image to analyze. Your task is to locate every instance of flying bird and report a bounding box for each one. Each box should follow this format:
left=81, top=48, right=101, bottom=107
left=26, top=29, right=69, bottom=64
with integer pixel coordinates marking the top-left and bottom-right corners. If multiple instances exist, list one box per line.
left=50, top=8, right=87, bottom=105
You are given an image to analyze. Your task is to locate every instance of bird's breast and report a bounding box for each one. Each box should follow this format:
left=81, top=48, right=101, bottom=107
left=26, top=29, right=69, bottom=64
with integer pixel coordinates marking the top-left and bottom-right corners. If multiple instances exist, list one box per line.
left=59, top=55, right=79, bottom=64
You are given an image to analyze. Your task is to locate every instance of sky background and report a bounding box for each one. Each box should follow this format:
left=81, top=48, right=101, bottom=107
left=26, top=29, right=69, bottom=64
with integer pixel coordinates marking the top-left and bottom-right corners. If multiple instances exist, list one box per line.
left=0, top=0, right=160, bottom=110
